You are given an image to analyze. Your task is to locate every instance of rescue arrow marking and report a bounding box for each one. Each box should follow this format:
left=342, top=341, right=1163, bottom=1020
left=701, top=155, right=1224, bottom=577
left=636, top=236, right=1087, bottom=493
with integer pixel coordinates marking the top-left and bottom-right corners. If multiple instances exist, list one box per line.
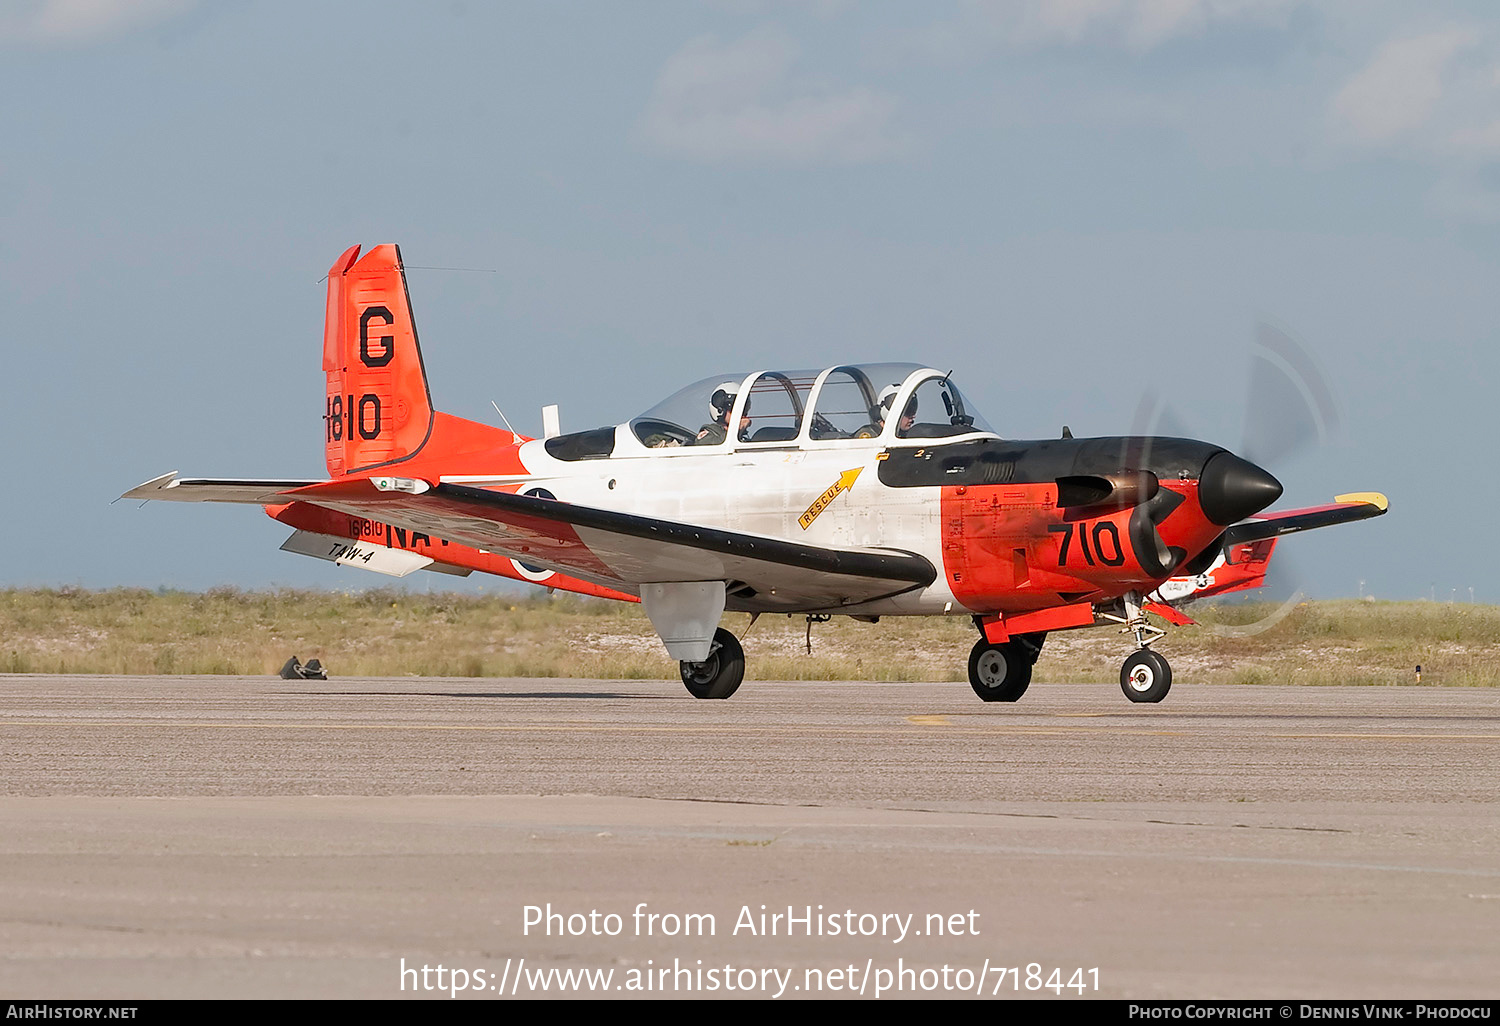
left=798, top=467, right=863, bottom=530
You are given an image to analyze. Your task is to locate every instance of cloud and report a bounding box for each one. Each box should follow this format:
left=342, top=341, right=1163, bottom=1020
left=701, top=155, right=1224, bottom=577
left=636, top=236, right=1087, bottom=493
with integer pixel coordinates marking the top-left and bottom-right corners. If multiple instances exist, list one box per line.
left=1329, top=26, right=1500, bottom=222
left=641, top=29, right=906, bottom=164
left=1330, top=29, right=1479, bottom=145
left=0, top=0, right=194, bottom=45
left=1328, top=26, right=1500, bottom=160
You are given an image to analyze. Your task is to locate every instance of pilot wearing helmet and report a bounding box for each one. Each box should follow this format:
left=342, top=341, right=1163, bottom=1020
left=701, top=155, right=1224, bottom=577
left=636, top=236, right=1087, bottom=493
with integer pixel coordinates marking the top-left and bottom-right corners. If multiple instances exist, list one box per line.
left=696, top=382, right=750, bottom=445
left=855, top=384, right=916, bottom=438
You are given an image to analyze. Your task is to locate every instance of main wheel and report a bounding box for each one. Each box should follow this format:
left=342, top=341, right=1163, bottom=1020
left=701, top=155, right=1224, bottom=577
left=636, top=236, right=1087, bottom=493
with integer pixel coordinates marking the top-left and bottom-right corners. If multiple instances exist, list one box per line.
left=1120, top=649, right=1172, bottom=703
left=968, top=640, right=1031, bottom=702
left=680, top=627, right=745, bottom=699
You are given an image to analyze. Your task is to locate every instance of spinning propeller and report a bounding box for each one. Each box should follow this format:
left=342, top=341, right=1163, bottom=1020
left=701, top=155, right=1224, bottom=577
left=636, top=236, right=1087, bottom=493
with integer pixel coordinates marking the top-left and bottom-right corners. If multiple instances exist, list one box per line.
left=1131, top=322, right=1343, bottom=635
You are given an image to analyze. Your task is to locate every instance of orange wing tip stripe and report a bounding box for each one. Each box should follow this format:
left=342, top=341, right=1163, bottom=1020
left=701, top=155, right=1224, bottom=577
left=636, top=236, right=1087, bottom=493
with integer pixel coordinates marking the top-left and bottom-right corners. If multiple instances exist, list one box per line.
left=1334, top=491, right=1389, bottom=512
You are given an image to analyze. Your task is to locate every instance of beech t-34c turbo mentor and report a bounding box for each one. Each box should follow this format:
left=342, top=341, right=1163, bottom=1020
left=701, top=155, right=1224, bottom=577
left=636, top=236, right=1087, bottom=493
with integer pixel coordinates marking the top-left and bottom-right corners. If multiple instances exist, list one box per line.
left=124, top=244, right=1388, bottom=703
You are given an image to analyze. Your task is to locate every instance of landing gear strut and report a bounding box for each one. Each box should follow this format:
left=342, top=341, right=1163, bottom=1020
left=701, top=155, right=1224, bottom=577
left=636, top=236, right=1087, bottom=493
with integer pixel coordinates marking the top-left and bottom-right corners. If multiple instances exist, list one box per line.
left=680, top=627, right=745, bottom=699
left=1103, top=591, right=1172, bottom=703
left=967, top=631, right=1045, bottom=703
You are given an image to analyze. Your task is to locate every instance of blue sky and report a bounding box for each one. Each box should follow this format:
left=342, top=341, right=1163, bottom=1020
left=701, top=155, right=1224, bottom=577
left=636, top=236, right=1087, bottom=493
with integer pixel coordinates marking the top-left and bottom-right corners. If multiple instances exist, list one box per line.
left=3, top=0, right=1497, bottom=600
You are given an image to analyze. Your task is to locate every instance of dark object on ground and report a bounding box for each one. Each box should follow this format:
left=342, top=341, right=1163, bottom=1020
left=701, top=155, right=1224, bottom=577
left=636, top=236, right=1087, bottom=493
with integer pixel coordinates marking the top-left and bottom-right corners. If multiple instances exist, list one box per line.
left=279, top=657, right=327, bottom=680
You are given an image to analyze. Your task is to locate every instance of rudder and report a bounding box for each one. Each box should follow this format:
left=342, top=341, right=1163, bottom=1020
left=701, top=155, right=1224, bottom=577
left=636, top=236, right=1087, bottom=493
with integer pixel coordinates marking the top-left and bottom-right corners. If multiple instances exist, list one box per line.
left=322, top=244, right=434, bottom=477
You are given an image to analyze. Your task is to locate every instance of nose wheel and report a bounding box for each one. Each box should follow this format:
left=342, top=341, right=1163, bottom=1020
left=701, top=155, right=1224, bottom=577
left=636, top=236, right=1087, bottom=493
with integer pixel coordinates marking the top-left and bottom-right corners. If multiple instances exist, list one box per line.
left=680, top=627, right=745, bottom=699
left=1100, top=591, right=1174, bottom=704
left=1120, top=649, right=1172, bottom=703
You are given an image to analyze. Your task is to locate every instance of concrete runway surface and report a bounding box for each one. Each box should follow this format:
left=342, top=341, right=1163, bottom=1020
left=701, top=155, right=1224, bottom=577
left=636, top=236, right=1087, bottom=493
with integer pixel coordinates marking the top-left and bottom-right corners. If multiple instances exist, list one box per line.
left=1, top=674, right=1498, bottom=1000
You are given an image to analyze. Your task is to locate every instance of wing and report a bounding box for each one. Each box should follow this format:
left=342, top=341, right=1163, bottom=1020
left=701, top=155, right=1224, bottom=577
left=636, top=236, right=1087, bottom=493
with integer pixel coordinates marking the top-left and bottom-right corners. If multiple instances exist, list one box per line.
left=123, top=473, right=936, bottom=611
left=1219, top=491, right=1388, bottom=548
left=1150, top=492, right=1389, bottom=616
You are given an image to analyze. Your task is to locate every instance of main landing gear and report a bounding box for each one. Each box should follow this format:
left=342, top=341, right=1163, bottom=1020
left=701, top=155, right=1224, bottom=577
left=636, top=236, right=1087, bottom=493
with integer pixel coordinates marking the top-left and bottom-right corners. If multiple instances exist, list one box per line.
left=680, top=627, right=745, bottom=699
left=971, top=591, right=1176, bottom=705
left=967, top=631, right=1045, bottom=702
left=1103, top=591, right=1172, bottom=703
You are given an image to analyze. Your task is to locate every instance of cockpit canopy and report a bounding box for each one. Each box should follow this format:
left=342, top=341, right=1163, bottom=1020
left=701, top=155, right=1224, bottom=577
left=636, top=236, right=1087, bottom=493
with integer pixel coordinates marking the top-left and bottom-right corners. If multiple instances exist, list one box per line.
left=628, top=363, right=996, bottom=449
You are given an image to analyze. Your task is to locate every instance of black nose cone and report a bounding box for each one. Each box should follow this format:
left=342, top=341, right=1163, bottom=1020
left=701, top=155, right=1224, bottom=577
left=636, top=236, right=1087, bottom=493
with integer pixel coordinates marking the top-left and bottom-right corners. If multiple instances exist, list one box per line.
left=1199, top=451, right=1282, bottom=525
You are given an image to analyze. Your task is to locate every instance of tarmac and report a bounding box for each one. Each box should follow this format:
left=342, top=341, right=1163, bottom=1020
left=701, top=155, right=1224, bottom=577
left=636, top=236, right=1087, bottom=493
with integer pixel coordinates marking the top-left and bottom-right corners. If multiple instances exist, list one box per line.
left=2, top=674, right=1498, bottom=999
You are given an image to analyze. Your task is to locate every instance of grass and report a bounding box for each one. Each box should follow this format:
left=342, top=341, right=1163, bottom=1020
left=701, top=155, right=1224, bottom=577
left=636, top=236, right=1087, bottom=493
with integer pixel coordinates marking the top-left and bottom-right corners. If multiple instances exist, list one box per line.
left=0, top=588, right=1493, bottom=686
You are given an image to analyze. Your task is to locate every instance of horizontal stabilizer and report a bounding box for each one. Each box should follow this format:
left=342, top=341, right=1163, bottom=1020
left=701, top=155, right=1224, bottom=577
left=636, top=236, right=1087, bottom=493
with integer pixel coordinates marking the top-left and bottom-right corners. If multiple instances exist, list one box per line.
left=279, top=530, right=435, bottom=577
left=122, top=472, right=322, bottom=504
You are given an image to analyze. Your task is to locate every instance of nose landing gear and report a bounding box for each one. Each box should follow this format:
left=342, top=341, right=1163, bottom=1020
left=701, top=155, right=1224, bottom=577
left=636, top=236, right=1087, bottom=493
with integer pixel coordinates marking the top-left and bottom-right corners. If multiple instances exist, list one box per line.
left=1120, top=648, right=1172, bottom=703
left=1102, top=591, right=1172, bottom=703
left=968, top=640, right=1031, bottom=702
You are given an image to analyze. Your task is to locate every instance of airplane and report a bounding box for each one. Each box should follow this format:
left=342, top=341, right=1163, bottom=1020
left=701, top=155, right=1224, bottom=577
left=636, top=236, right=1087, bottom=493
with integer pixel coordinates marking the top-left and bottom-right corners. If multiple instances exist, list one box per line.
left=122, top=243, right=1388, bottom=704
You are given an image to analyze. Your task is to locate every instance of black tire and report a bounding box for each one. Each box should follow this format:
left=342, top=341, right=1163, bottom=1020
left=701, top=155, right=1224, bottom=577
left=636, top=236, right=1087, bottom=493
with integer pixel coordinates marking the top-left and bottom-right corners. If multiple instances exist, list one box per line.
left=680, top=627, right=745, bottom=699
left=1120, top=649, right=1172, bottom=703
left=967, top=639, right=1031, bottom=702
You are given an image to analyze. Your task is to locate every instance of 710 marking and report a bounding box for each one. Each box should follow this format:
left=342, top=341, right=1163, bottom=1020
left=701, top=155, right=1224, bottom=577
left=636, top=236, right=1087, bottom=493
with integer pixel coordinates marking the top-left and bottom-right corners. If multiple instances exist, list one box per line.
left=1048, top=521, right=1125, bottom=567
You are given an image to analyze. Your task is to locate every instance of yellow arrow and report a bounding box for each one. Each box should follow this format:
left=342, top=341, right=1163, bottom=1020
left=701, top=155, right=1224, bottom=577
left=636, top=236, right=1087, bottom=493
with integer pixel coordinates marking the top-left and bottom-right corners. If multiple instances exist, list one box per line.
left=799, top=467, right=863, bottom=529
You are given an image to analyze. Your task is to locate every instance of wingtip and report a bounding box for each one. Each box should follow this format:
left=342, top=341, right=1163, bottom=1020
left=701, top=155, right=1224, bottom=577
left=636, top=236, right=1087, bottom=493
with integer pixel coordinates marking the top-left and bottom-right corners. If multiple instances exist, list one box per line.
left=1334, top=491, right=1389, bottom=513
left=119, top=471, right=180, bottom=501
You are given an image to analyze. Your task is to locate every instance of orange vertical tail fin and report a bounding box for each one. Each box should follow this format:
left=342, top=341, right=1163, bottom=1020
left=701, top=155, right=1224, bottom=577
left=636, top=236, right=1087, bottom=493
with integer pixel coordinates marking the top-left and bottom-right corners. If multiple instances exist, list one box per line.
left=321, top=244, right=525, bottom=479
left=322, top=244, right=435, bottom=477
